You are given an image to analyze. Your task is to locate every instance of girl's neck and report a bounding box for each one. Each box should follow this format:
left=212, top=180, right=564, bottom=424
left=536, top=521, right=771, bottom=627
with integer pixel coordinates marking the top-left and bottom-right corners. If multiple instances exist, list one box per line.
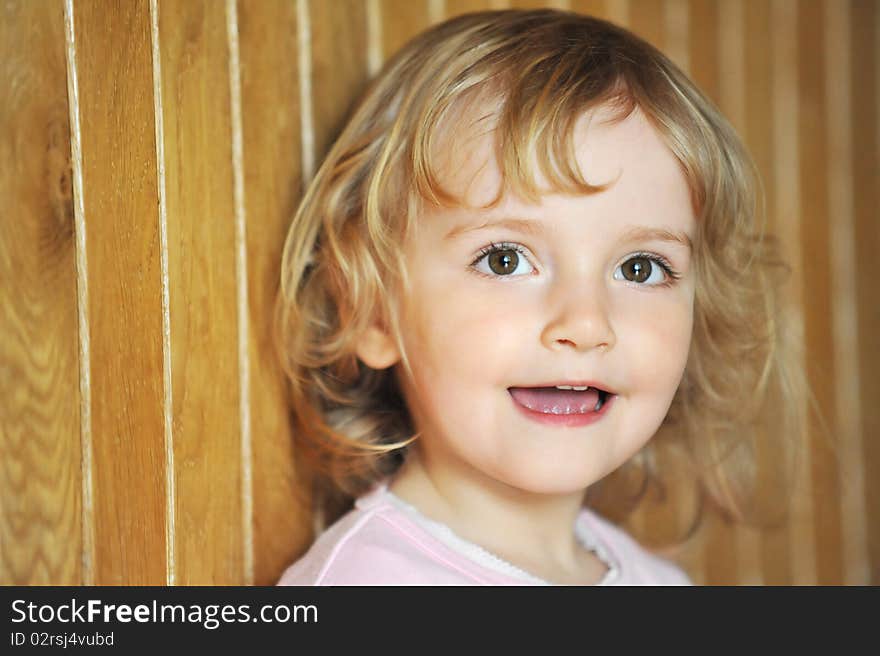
left=387, top=449, right=605, bottom=584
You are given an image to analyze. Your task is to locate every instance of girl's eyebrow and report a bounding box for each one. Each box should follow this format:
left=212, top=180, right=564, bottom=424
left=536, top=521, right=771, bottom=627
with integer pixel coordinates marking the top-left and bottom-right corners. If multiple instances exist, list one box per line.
left=445, top=217, right=693, bottom=253
left=444, top=217, right=545, bottom=240
left=619, top=226, right=693, bottom=253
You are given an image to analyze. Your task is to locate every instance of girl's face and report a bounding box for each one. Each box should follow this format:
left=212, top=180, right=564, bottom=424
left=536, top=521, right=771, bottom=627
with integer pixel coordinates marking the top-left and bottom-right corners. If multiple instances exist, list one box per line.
left=379, top=105, right=696, bottom=497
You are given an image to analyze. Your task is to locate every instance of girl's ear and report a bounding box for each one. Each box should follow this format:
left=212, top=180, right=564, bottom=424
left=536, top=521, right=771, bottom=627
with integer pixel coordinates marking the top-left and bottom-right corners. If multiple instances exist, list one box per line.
left=355, top=323, right=401, bottom=370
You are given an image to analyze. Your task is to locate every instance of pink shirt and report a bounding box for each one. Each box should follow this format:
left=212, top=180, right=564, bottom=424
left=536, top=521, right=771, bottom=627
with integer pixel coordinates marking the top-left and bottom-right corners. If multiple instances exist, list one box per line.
left=278, top=482, right=692, bottom=586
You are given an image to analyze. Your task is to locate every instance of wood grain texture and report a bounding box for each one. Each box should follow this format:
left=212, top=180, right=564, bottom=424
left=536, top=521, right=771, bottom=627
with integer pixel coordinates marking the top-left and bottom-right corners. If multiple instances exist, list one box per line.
left=446, top=0, right=495, bottom=17
left=825, top=0, right=869, bottom=586
left=570, top=0, right=612, bottom=20
left=745, top=0, right=776, bottom=237
left=688, top=0, right=719, bottom=106
left=797, top=0, right=845, bottom=586
left=771, top=0, right=818, bottom=585
left=744, top=0, right=795, bottom=586
left=662, top=0, right=690, bottom=72
left=718, top=0, right=766, bottom=584
left=237, top=0, right=315, bottom=586
left=0, top=0, right=82, bottom=585
left=380, top=0, right=430, bottom=60
left=155, top=0, right=243, bottom=585
left=508, top=0, right=568, bottom=9
left=72, top=0, right=167, bottom=585
left=309, top=0, right=369, bottom=165
left=626, top=0, right=664, bottom=49
left=604, top=0, right=629, bottom=26
left=851, top=0, right=880, bottom=585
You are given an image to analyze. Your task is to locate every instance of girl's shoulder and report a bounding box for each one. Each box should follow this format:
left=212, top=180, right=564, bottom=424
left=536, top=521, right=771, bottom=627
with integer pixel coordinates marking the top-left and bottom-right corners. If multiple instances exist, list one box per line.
left=276, top=485, right=521, bottom=586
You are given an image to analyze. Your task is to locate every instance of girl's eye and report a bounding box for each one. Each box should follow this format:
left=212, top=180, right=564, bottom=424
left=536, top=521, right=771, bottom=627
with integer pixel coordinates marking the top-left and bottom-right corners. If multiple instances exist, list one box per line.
left=613, top=253, right=680, bottom=287
left=472, top=243, right=535, bottom=277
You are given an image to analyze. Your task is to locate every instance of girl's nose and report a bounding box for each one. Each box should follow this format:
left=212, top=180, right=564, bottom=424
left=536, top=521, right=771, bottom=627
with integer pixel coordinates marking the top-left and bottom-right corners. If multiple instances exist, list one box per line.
left=540, top=279, right=617, bottom=353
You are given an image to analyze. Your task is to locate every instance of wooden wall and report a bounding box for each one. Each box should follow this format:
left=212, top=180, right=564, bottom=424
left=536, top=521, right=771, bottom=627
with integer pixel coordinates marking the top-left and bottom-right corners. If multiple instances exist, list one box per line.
left=1, top=0, right=877, bottom=585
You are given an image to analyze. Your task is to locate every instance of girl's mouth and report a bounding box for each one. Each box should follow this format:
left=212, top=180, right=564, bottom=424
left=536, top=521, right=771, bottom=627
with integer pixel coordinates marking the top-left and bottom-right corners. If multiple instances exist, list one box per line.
left=507, top=386, right=615, bottom=427
left=509, top=386, right=610, bottom=413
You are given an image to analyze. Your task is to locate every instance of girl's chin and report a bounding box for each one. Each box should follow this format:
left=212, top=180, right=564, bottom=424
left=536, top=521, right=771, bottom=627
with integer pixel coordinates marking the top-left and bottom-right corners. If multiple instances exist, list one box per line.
left=486, top=471, right=602, bottom=499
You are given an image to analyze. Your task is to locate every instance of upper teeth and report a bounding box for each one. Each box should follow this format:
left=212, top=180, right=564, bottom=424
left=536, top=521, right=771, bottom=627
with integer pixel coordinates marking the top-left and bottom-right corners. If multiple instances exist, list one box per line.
left=555, top=385, right=590, bottom=391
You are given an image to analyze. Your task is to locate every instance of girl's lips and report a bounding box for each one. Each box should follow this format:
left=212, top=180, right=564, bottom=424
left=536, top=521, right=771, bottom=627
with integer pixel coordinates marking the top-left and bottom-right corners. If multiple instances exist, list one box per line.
left=508, top=387, right=616, bottom=427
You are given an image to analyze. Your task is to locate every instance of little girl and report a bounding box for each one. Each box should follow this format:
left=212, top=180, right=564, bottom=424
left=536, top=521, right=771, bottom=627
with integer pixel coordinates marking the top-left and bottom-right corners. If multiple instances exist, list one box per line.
left=275, top=9, right=805, bottom=585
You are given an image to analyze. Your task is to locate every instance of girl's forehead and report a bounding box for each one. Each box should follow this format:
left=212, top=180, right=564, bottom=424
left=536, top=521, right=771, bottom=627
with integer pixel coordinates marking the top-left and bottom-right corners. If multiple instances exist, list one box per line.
left=428, top=101, right=679, bottom=209
left=429, top=115, right=501, bottom=207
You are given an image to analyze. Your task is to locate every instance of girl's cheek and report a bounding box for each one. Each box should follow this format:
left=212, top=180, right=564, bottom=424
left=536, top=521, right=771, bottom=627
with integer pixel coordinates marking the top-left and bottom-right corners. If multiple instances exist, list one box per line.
left=414, top=299, right=523, bottom=372
left=626, top=311, right=693, bottom=384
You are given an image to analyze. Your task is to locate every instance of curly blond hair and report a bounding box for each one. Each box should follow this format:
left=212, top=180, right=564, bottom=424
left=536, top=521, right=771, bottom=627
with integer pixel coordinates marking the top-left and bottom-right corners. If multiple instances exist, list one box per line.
left=275, top=9, right=815, bottom=538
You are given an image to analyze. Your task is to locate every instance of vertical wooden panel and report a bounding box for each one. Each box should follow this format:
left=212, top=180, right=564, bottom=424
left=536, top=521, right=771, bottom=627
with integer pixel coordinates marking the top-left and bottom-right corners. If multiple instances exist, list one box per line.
left=715, top=0, right=762, bottom=585
left=381, top=0, right=431, bottom=60
left=73, top=0, right=167, bottom=584
left=627, top=0, right=664, bottom=48
left=664, top=0, right=690, bottom=72
left=744, top=2, right=777, bottom=268
left=825, top=0, right=869, bottom=586
left=237, top=0, right=314, bottom=585
left=0, top=0, right=82, bottom=585
left=745, top=0, right=793, bottom=586
left=718, top=0, right=745, bottom=133
left=509, top=0, right=568, bottom=9
left=798, top=0, right=845, bottom=586
left=772, top=0, right=817, bottom=585
left=688, top=1, right=737, bottom=585
left=688, top=0, right=719, bottom=105
left=604, top=0, right=629, bottom=26
left=851, top=0, right=880, bottom=586
left=570, top=0, right=611, bottom=20
left=155, top=0, right=243, bottom=585
left=309, top=0, right=369, bottom=166
left=446, top=0, right=495, bottom=16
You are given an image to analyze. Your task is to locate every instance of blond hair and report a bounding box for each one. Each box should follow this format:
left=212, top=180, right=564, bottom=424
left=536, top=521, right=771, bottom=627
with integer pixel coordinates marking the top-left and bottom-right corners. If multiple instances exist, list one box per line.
left=275, top=9, right=815, bottom=538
